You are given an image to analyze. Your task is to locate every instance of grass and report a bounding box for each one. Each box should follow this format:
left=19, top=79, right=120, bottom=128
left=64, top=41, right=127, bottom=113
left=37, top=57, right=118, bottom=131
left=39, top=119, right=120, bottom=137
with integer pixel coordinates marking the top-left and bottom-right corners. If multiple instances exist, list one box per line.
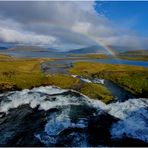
left=118, top=56, right=148, bottom=61
left=45, top=74, right=80, bottom=89
left=1, top=53, right=147, bottom=100
left=45, top=74, right=113, bottom=103
left=0, top=55, right=112, bottom=103
left=0, top=55, right=51, bottom=90
left=70, top=62, right=148, bottom=97
left=0, top=54, right=15, bottom=61
left=79, top=83, right=113, bottom=103
left=117, top=49, right=148, bottom=61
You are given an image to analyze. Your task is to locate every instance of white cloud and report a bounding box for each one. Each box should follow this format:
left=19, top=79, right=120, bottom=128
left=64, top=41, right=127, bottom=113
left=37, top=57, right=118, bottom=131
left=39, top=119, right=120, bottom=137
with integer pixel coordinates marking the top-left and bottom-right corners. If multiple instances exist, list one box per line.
left=0, top=27, right=56, bottom=46
left=0, top=1, right=146, bottom=50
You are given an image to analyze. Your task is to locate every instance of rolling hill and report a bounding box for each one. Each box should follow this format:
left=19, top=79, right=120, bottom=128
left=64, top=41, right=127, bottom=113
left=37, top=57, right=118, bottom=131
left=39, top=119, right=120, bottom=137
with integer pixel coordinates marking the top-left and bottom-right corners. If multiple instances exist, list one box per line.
left=67, top=45, right=107, bottom=54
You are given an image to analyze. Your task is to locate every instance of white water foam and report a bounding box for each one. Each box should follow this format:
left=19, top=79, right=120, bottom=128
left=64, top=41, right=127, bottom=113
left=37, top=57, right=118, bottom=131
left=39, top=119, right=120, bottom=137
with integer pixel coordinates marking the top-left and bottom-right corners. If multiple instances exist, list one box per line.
left=31, top=86, right=67, bottom=94
left=106, top=99, right=148, bottom=142
left=71, top=74, right=104, bottom=84
left=35, top=106, right=89, bottom=146
left=105, top=98, right=148, bottom=119
left=92, top=78, right=104, bottom=85
left=0, top=86, right=148, bottom=143
left=0, top=86, right=89, bottom=114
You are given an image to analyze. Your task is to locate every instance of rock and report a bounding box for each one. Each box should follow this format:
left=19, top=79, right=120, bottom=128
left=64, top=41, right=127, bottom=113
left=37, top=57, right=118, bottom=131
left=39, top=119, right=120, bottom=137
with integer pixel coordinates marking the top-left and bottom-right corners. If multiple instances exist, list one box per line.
left=88, top=112, right=118, bottom=146
left=0, top=105, right=48, bottom=146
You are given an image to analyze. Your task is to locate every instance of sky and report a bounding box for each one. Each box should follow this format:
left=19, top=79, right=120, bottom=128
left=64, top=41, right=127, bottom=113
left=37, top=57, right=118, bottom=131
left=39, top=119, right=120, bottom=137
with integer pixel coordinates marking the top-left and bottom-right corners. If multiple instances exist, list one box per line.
left=0, top=1, right=148, bottom=51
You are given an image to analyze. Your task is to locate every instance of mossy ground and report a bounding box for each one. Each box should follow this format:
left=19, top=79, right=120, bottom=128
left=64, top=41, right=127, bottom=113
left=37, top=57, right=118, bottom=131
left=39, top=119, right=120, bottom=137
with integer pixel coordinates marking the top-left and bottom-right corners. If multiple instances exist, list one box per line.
left=2, top=54, right=147, bottom=102
left=117, top=50, right=148, bottom=61
left=46, top=74, right=113, bottom=103
left=45, top=74, right=80, bottom=89
left=0, top=55, right=113, bottom=103
left=118, top=55, right=148, bottom=61
left=0, top=56, right=51, bottom=90
left=70, top=62, right=148, bottom=97
left=79, top=83, right=113, bottom=103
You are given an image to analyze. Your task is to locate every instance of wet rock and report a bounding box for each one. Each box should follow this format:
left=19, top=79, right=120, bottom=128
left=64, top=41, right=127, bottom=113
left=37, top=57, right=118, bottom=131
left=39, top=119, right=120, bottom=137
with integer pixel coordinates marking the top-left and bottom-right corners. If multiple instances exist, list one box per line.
left=44, top=96, right=57, bottom=101
left=88, top=112, right=118, bottom=146
left=0, top=104, right=47, bottom=146
left=0, top=86, right=147, bottom=147
left=111, top=137, right=148, bottom=147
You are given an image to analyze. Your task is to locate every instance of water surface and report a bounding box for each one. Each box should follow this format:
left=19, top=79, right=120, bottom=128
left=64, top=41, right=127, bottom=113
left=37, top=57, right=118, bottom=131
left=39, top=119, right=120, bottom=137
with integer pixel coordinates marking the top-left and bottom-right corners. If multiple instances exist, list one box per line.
left=1, top=50, right=148, bottom=67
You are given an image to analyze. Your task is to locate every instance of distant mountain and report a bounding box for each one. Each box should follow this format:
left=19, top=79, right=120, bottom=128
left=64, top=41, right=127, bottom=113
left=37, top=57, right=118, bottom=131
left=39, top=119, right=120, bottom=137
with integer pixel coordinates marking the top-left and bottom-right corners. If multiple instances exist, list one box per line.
left=0, top=46, right=9, bottom=50
left=0, top=43, right=14, bottom=50
left=107, top=45, right=143, bottom=54
left=8, top=46, right=54, bottom=52
left=67, top=45, right=106, bottom=54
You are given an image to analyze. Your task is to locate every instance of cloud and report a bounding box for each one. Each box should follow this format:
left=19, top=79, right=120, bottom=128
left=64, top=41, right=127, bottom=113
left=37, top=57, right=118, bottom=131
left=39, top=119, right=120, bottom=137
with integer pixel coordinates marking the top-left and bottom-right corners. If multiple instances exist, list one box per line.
left=0, top=1, right=146, bottom=50
left=0, top=26, right=56, bottom=46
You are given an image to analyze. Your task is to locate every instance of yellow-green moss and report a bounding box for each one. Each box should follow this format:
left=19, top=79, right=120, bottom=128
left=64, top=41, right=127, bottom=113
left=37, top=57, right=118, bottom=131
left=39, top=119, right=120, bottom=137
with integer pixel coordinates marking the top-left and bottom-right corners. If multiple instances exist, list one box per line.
left=0, top=56, right=50, bottom=90
left=44, top=74, right=113, bottom=103
left=46, top=74, right=80, bottom=89
left=70, top=62, right=148, bottom=97
left=80, top=83, right=113, bottom=103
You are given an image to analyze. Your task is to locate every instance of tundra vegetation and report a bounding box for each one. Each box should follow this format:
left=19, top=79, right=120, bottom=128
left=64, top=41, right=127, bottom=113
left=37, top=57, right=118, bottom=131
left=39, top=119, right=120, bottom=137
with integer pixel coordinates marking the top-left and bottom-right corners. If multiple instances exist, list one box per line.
left=69, top=62, right=148, bottom=97
left=0, top=54, right=112, bottom=103
left=0, top=54, right=147, bottom=103
left=0, top=55, right=48, bottom=91
left=46, top=74, right=113, bottom=103
left=118, top=55, right=148, bottom=61
left=117, top=49, right=148, bottom=61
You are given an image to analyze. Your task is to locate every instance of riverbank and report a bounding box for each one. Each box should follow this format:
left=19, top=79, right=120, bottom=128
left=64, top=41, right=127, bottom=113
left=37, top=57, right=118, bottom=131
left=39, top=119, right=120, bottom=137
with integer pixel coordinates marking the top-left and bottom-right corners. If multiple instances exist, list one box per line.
left=0, top=54, right=148, bottom=146
left=118, top=55, right=148, bottom=61
left=0, top=54, right=147, bottom=103
left=70, top=62, right=148, bottom=97
left=0, top=54, right=113, bottom=103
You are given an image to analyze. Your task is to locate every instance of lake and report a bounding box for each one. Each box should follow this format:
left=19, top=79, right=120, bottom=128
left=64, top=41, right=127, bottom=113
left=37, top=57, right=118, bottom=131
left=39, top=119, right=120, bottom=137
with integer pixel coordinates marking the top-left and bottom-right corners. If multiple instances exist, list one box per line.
left=1, top=50, right=148, bottom=67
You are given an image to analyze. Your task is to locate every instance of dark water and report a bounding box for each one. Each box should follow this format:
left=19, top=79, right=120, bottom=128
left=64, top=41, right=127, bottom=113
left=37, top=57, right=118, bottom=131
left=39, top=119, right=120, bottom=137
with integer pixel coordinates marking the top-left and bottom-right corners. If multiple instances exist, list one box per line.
left=41, top=60, right=136, bottom=101
left=0, top=86, right=147, bottom=147
left=41, top=59, right=148, bottom=76
left=46, top=58, right=148, bottom=68
left=104, top=80, right=135, bottom=102
left=0, top=51, right=69, bottom=58
left=93, top=58, right=148, bottom=67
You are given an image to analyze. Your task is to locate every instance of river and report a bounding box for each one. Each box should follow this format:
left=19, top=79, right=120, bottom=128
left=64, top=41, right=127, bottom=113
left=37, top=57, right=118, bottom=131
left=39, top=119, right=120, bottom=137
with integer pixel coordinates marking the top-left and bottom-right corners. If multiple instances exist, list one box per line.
left=0, top=53, right=148, bottom=146
left=41, top=60, right=137, bottom=102
left=1, top=50, right=148, bottom=67
left=0, top=86, right=147, bottom=146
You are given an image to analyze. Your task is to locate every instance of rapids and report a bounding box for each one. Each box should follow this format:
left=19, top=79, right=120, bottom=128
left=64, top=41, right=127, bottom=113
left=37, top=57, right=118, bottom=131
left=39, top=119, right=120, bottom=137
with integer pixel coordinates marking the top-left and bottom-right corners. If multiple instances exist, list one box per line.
left=0, top=86, right=148, bottom=146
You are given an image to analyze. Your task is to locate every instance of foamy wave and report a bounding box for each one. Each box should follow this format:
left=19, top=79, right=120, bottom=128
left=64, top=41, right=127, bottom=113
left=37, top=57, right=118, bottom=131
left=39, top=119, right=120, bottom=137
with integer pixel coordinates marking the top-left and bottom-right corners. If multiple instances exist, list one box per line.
left=105, top=99, right=148, bottom=142
left=0, top=86, right=89, bottom=114
left=0, top=86, right=148, bottom=143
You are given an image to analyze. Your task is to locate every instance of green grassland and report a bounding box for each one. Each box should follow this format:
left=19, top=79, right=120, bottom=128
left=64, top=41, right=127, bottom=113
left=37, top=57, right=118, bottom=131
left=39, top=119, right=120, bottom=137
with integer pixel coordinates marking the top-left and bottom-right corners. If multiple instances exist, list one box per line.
left=1, top=54, right=147, bottom=102
left=0, top=56, right=52, bottom=91
left=118, top=55, right=148, bottom=61
left=70, top=62, right=148, bottom=97
left=79, top=83, right=113, bottom=103
left=117, top=49, right=148, bottom=61
left=0, top=55, right=112, bottom=103
left=45, top=74, right=113, bottom=103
